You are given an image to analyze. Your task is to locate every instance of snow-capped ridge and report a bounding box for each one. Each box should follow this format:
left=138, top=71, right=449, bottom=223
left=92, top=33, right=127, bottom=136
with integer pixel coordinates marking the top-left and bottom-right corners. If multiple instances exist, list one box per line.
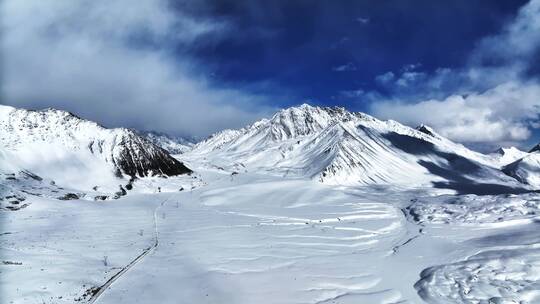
left=138, top=130, right=195, bottom=154
left=490, top=146, right=528, bottom=166
left=503, top=152, right=540, bottom=188
left=416, top=124, right=439, bottom=138
left=500, top=142, right=540, bottom=187
left=187, top=104, right=519, bottom=189
left=529, top=143, right=540, bottom=153
left=0, top=105, right=192, bottom=181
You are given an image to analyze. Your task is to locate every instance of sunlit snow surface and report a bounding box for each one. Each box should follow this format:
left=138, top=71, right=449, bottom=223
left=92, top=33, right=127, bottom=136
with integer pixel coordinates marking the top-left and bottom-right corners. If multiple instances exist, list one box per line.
left=2, top=163, right=540, bottom=304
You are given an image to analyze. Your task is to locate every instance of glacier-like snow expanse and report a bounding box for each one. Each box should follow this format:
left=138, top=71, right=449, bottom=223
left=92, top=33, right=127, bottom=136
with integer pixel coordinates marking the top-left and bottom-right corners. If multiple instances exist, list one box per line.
left=2, top=165, right=540, bottom=303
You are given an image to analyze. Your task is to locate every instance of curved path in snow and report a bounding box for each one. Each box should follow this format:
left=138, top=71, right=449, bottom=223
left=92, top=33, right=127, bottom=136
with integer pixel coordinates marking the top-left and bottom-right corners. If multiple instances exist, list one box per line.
left=87, top=194, right=174, bottom=304
left=93, top=178, right=423, bottom=304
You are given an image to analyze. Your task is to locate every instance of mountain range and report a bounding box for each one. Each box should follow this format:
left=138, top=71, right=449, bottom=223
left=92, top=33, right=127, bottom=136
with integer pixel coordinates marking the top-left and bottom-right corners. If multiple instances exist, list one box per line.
left=2, top=103, right=540, bottom=192
left=185, top=104, right=534, bottom=192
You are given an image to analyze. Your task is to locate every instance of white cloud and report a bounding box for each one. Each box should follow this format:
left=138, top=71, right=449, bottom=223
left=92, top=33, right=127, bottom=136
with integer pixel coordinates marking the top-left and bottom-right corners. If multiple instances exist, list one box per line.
left=373, top=82, right=540, bottom=143
left=339, top=89, right=365, bottom=98
left=356, top=17, right=370, bottom=24
left=375, top=71, right=395, bottom=84
left=0, top=0, right=276, bottom=137
left=371, top=0, right=540, bottom=147
left=471, top=0, right=540, bottom=65
left=395, top=71, right=426, bottom=87
left=333, top=62, right=358, bottom=72
left=375, top=64, right=428, bottom=89
left=400, top=63, right=421, bottom=72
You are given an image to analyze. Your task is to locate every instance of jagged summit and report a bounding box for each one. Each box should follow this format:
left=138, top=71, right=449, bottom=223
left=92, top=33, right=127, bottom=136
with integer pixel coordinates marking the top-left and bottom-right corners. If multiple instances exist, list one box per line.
left=529, top=143, right=540, bottom=153
left=503, top=153, right=540, bottom=187
left=488, top=146, right=529, bottom=168
left=494, top=146, right=527, bottom=157
left=194, top=104, right=377, bottom=152
left=499, top=143, right=540, bottom=187
left=187, top=104, right=515, bottom=188
left=0, top=105, right=192, bottom=178
left=266, top=104, right=373, bottom=140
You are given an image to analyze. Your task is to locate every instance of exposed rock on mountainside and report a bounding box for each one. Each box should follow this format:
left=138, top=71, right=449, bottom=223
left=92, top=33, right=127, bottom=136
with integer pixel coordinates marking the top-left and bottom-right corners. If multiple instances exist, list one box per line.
left=0, top=105, right=192, bottom=178
left=503, top=152, right=540, bottom=188
left=489, top=146, right=528, bottom=167
left=138, top=130, right=195, bottom=154
left=187, top=104, right=521, bottom=191
left=529, top=142, right=540, bottom=153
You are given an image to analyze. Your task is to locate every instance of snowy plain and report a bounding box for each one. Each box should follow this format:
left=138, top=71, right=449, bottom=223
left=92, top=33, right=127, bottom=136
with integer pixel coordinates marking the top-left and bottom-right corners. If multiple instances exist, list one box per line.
left=2, top=163, right=540, bottom=303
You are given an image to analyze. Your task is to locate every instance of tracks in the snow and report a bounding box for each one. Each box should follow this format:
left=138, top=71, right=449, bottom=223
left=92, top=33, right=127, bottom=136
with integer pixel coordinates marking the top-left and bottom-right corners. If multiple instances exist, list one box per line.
left=86, top=195, right=174, bottom=304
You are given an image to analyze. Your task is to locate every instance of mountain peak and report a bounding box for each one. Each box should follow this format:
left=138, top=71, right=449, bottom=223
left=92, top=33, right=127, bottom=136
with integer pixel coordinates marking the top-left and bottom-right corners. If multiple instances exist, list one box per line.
left=0, top=105, right=192, bottom=179
left=187, top=103, right=505, bottom=186
left=487, top=146, right=528, bottom=167
left=529, top=143, right=540, bottom=153
left=297, top=103, right=315, bottom=109
left=280, top=104, right=350, bottom=116
left=495, top=146, right=524, bottom=155
left=266, top=104, right=361, bottom=141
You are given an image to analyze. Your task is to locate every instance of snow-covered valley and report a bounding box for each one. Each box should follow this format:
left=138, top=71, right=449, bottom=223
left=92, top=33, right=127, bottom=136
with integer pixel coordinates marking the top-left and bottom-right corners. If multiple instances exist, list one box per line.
left=2, top=104, right=540, bottom=303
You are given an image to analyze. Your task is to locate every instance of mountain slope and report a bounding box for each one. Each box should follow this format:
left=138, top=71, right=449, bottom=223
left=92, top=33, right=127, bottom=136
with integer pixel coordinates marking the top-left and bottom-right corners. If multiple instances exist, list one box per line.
left=488, top=147, right=528, bottom=167
left=502, top=152, right=540, bottom=187
left=187, top=104, right=523, bottom=190
left=529, top=143, right=540, bottom=153
left=138, top=130, right=195, bottom=154
left=0, top=105, right=192, bottom=180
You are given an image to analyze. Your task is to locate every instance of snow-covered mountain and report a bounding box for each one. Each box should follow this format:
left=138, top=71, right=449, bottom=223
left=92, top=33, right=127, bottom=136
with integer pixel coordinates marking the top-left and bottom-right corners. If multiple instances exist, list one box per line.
left=0, top=105, right=192, bottom=186
left=187, top=104, right=520, bottom=189
left=529, top=143, right=540, bottom=153
left=488, top=146, right=529, bottom=167
left=138, top=130, right=195, bottom=154
left=503, top=151, right=540, bottom=188
left=4, top=104, right=540, bottom=304
left=496, top=144, right=540, bottom=188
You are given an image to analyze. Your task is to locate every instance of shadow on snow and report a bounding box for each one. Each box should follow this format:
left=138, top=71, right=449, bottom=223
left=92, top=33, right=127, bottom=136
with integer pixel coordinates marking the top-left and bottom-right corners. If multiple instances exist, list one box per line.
left=380, top=131, right=533, bottom=195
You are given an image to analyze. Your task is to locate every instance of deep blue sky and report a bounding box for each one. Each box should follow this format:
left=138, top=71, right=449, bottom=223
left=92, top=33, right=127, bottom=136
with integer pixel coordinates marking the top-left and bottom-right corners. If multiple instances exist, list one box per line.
left=3, top=0, right=540, bottom=150
left=174, top=0, right=528, bottom=111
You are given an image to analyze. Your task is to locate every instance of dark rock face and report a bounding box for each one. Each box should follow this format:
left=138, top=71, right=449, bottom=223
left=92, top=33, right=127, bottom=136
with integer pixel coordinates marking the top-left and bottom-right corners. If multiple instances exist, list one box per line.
left=108, top=131, right=193, bottom=177
left=529, top=144, right=540, bottom=153
left=113, top=185, right=128, bottom=199
left=58, top=193, right=80, bottom=200
left=20, top=170, right=43, bottom=181
left=0, top=105, right=193, bottom=179
left=416, top=125, right=435, bottom=137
